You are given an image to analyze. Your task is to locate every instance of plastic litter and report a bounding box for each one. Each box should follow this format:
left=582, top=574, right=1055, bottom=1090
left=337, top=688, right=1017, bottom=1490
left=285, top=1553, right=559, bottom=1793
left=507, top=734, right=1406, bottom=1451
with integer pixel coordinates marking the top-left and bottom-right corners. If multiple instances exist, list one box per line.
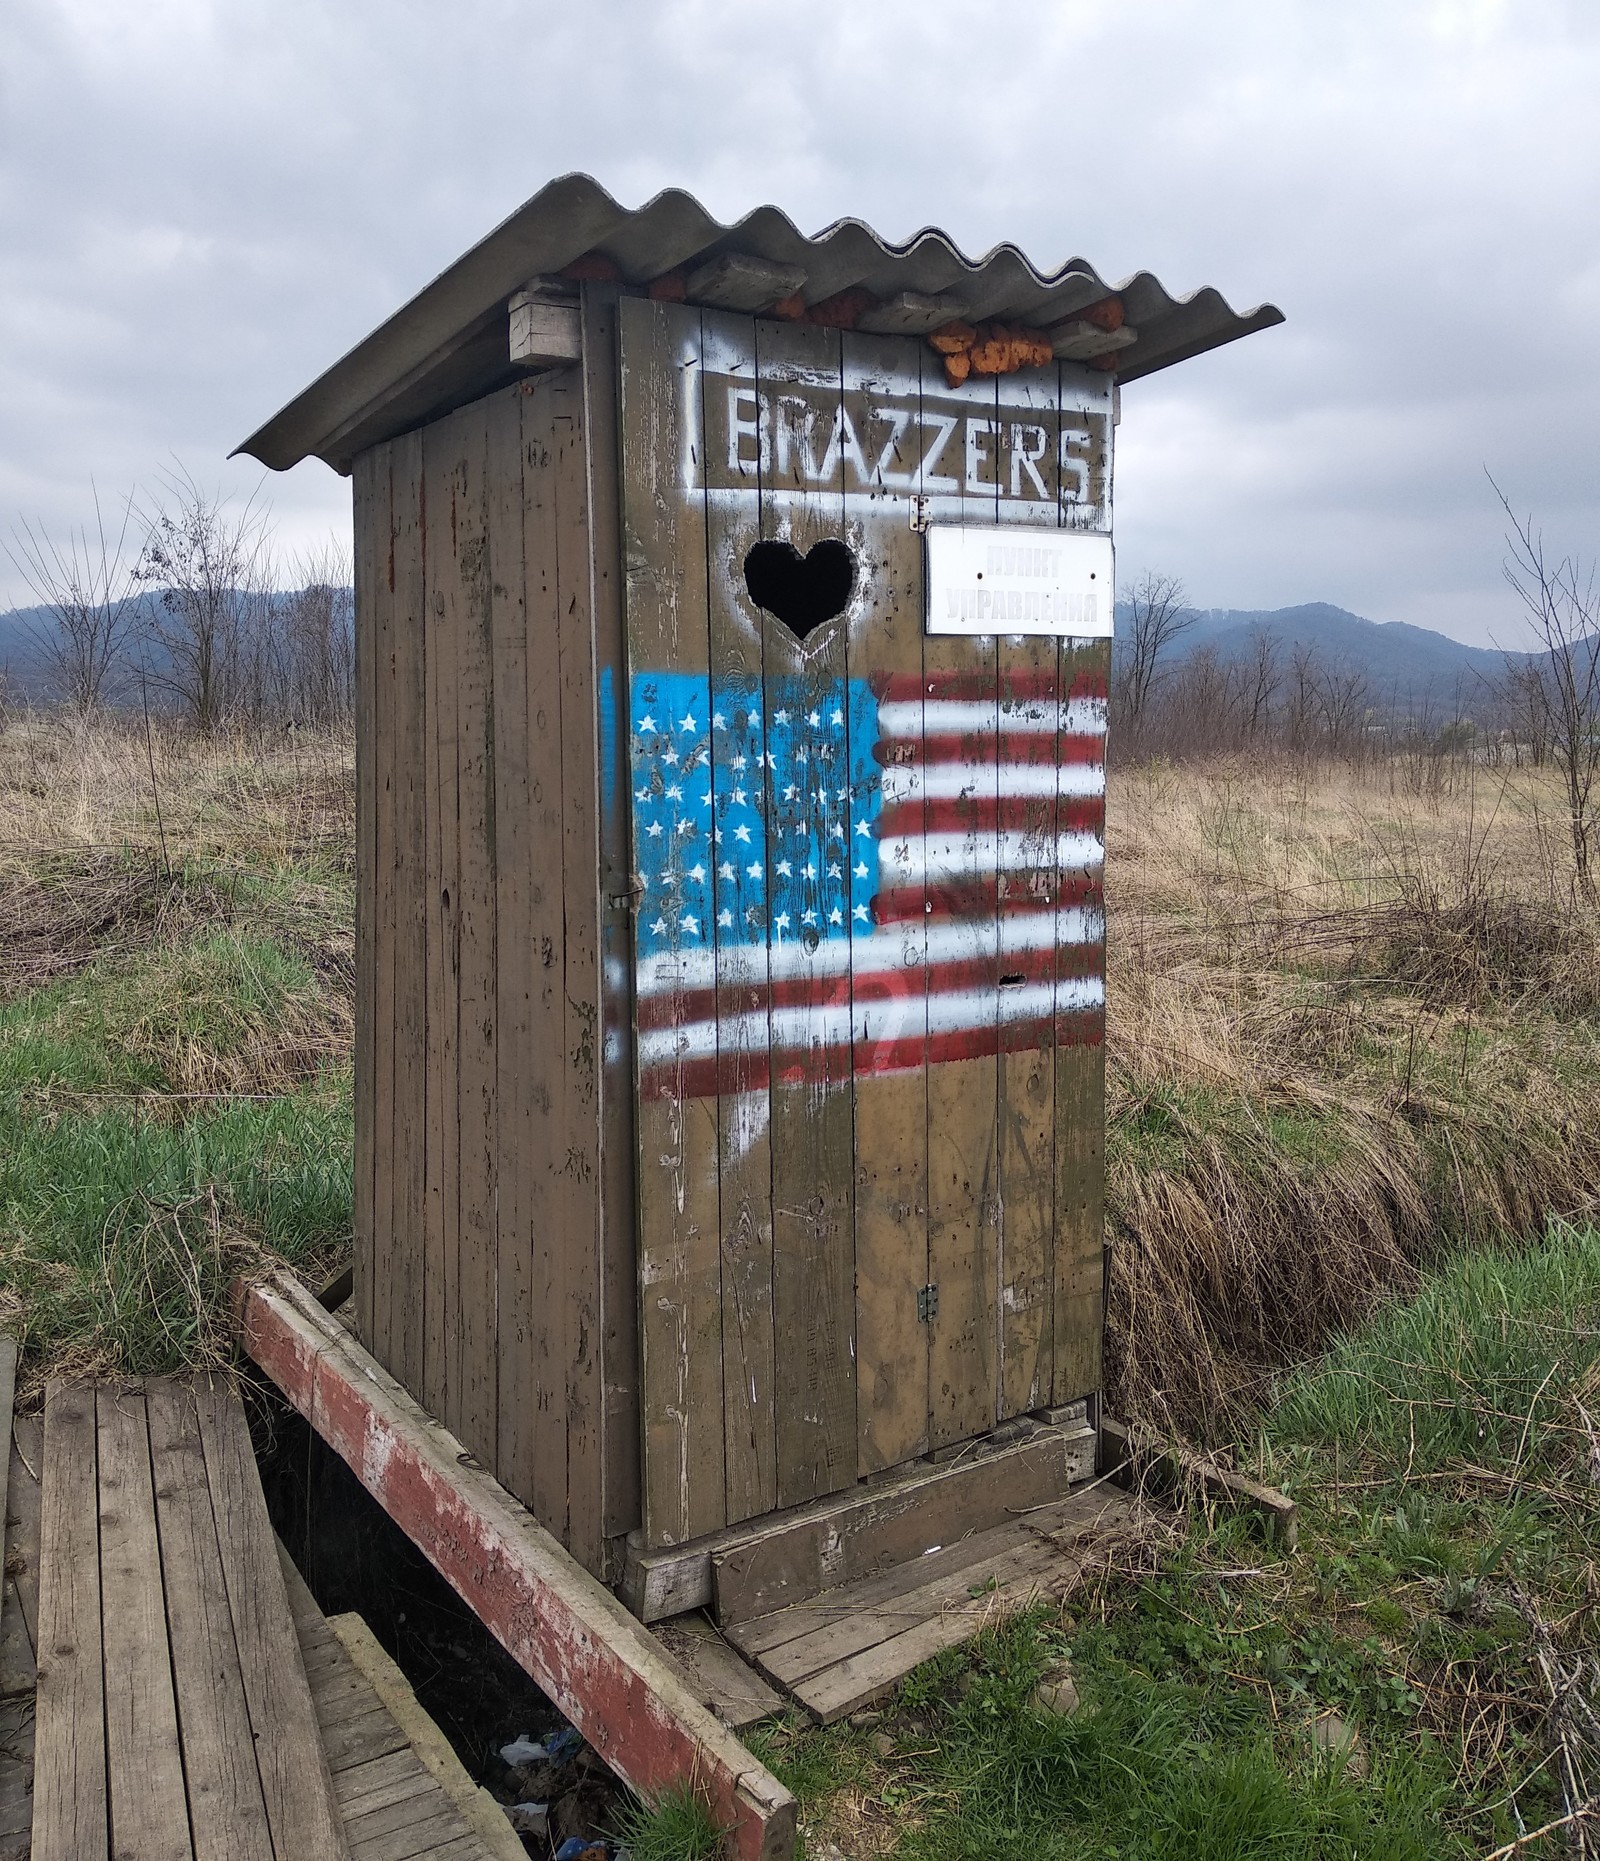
left=498, top=1733, right=544, bottom=1766
left=505, top=1801, right=550, bottom=1838
left=499, top=1723, right=585, bottom=1770
left=553, top=1839, right=611, bottom=1861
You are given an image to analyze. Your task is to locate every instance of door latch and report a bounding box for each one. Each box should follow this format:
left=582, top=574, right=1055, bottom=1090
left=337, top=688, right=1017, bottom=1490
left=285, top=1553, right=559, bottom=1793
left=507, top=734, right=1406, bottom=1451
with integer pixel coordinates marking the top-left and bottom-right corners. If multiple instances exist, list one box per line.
left=916, top=1283, right=940, bottom=1322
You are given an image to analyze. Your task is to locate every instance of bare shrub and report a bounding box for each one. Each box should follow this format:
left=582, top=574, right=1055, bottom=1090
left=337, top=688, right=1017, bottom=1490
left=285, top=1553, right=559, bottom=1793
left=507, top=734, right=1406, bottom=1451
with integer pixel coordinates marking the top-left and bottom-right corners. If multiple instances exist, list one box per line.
left=6, top=488, right=139, bottom=712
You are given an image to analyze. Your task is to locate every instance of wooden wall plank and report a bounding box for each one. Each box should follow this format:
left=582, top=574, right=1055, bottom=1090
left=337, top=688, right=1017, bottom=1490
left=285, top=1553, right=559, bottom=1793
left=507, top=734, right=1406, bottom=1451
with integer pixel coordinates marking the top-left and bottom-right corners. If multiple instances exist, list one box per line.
left=370, top=447, right=399, bottom=1381
left=700, top=309, right=776, bottom=1526
left=488, top=385, right=537, bottom=1526
left=924, top=366, right=1002, bottom=1451
left=389, top=431, right=429, bottom=1397
left=842, top=331, right=931, bottom=1477
left=996, top=371, right=1063, bottom=1421
left=620, top=295, right=727, bottom=1547
left=579, top=283, right=643, bottom=1549
left=553, top=368, right=606, bottom=1572
left=352, top=450, right=382, bottom=1358
left=452, top=400, right=500, bottom=1470
left=146, top=1380, right=276, bottom=1861
left=32, top=1385, right=105, bottom=1861
left=517, top=374, right=570, bottom=1538
left=95, top=1385, right=188, bottom=1861
left=754, top=316, right=857, bottom=1510
left=1053, top=632, right=1110, bottom=1404
left=421, top=420, right=461, bottom=1428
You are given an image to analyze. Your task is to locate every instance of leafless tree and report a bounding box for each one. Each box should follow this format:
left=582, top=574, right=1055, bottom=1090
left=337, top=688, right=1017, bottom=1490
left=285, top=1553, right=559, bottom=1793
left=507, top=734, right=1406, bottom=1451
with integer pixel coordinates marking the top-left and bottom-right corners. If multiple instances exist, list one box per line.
left=1316, top=659, right=1370, bottom=758
left=1497, top=653, right=1554, bottom=767
left=1241, top=627, right=1280, bottom=739
left=1496, top=484, right=1600, bottom=905
left=135, top=467, right=273, bottom=734
left=5, top=487, right=138, bottom=711
left=238, top=542, right=355, bottom=728
left=1116, top=570, right=1195, bottom=722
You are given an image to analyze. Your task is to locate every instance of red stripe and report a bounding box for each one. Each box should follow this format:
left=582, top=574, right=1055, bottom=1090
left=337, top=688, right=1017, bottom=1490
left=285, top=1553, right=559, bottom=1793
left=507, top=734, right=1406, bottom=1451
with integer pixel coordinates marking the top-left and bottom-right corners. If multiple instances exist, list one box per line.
left=640, top=1009, right=1105, bottom=1099
left=873, top=873, right=1104, bottom=923
left=874, top=668, right=1108, bottom=704
left=884, top=733, right=1104, bottom=768
left=879, top=794, right=1104, bottom=837
left=633, top=941, right=1103, bottom=1032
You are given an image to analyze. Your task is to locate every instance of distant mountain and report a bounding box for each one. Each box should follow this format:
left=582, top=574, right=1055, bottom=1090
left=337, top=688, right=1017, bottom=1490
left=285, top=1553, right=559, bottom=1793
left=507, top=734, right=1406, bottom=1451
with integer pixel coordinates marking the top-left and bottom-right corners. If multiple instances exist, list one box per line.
left=1155, top=602, right=1520, bottom=704
left=0, top=605, right=53, bottom=699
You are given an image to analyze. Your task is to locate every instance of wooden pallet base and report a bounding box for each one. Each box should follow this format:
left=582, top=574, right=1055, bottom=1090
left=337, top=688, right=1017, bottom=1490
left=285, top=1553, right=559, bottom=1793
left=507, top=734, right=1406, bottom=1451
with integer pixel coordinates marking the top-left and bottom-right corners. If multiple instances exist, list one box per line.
left=725, top=1483, right=1142, bottom=1723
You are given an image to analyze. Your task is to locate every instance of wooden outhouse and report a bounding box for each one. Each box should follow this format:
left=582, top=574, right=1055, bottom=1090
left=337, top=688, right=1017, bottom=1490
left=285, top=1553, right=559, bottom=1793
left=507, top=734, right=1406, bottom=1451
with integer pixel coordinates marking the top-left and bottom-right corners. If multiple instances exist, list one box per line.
left=240, top=176, right=1280, bottom=1608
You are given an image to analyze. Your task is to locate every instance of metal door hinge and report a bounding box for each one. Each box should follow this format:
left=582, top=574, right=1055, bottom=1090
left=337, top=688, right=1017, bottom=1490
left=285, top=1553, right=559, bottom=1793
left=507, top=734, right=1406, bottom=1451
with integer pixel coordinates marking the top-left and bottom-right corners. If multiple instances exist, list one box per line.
left=916, top=1283, right=940, bottom=1322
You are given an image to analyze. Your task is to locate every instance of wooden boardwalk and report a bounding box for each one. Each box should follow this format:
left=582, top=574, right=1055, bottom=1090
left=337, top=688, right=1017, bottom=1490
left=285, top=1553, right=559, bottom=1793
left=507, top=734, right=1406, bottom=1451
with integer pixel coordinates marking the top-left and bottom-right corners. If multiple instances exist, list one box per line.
left=12, top=1374, right=517, bottom=1861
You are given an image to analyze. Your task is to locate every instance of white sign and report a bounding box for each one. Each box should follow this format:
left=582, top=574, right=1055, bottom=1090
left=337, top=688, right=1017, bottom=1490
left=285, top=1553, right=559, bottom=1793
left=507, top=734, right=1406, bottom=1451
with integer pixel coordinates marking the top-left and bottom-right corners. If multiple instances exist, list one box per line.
left=924, top=522, right=1114, bottom=638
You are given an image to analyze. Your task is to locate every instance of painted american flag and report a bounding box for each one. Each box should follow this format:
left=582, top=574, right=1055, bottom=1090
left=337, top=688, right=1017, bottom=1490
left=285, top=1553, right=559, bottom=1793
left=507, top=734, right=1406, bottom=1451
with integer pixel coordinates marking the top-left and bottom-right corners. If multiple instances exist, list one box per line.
left=629, top=668, right=1106, bottom=1099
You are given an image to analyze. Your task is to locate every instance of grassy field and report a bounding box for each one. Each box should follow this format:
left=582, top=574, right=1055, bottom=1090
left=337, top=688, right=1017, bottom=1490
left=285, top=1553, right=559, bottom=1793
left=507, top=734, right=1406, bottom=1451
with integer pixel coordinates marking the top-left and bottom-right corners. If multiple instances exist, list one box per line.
left=0, top=713, right=1596, bottom=1853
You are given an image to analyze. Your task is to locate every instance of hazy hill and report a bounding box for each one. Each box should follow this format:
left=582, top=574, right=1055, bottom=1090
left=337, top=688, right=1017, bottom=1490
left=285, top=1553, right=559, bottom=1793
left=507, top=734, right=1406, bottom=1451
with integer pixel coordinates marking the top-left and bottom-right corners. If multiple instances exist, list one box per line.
left=1163, top=602, right=1520, bottom=703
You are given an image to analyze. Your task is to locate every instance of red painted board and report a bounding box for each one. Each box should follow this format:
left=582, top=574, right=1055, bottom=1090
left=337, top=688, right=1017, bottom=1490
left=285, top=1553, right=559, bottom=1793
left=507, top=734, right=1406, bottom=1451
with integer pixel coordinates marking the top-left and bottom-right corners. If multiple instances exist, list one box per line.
left=235, top=1273, right=796, bottom=1861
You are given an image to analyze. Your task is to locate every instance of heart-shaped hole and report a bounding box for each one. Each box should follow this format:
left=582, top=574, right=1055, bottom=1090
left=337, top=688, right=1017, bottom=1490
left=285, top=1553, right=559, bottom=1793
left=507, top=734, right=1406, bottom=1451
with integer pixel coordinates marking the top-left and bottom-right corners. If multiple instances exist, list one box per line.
left=743, top=538, right=856, bottom=642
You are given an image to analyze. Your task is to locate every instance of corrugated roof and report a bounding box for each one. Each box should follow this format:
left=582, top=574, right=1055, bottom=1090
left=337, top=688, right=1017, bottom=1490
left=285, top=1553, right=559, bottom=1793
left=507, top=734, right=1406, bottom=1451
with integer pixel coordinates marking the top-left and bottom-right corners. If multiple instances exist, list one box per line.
left=236, top=173, right=1282, bottom=475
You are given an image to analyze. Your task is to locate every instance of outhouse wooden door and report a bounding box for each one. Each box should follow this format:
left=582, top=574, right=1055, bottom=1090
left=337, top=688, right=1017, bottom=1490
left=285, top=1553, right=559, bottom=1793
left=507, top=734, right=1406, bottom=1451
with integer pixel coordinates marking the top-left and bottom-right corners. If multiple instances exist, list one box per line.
left=619, top=297, right=1112, bottom=1548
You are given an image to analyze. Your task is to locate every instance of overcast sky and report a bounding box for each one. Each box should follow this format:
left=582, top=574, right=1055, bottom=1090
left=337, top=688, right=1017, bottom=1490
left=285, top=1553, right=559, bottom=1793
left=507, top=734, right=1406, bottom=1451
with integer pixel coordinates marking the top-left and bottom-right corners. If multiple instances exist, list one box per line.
left=3, top=0, right=1596, bottom=645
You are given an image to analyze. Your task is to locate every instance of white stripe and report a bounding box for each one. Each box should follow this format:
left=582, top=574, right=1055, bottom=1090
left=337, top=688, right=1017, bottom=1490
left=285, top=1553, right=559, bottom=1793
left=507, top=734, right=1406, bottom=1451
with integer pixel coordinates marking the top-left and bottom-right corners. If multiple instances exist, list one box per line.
left=881, top=762, right=1105, bottom=804
left=638, top=905, right=1105, bottom=996
left=638, top=976, right=1105, bottom=1070
left=877, top=696, right=1107, bottom=738
left=893, top=830, right=1103, bottom=884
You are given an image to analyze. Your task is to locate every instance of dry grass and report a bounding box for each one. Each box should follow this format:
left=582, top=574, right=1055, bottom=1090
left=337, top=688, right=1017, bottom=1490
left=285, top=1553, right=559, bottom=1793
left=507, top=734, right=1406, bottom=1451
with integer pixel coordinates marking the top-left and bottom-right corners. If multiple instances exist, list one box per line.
left=1106, top=753, right=1600, bottom=1439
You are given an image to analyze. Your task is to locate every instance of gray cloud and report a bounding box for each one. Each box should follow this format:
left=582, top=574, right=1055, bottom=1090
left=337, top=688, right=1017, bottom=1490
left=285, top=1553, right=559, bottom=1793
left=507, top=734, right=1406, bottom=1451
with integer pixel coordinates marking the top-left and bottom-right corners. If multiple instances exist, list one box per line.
left=3, top=0, right=1596, bottom=644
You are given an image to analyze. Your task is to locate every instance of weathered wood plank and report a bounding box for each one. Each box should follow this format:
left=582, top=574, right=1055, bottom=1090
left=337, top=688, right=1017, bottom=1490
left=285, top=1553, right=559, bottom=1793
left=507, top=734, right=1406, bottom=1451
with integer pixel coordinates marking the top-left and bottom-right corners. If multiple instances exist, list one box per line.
left=552, top=364, right=605, bottom=1574
left=421, top=417, right=462, bottom=1427
left=0, top=1695, right=34, bottom=1857
left=238, top=1272, right=797, bottom=1861
left=488, top=382, right=539, bottom=1534
left=755, top=314, right=857, bottom=1512
left=354, top=448, right=384, bottom=1358
left=578, top=282, right=643, bottom=1547
left=146, top=1380, right=276, bottom=1861
left=620, top=294, right=727, bottom=1547
left=193, top=1377, right=351, bottom=1860
left=96, top=1383, right=189, bottom=1861
left=1052, top=635, right=1110, bottom=1405
left=510, top=373, right=569, bottom=1540
left=32, top=1385, right=105, bottom=1861
left=650, top=1612, right=785, bottom=1730
left=925, top=364, right=1002, bottom=1452
left=700, top=309, right=777, bottom=1528
left=390, top=429, right=430, bottom=1396
left=452, top=400, right=500, bottom=1472
left=842, top=332, right=931, bottom=1478
left=710, top=1421, right=1094, bottom=1626
left=8, top=1419, right=41, bottom=1652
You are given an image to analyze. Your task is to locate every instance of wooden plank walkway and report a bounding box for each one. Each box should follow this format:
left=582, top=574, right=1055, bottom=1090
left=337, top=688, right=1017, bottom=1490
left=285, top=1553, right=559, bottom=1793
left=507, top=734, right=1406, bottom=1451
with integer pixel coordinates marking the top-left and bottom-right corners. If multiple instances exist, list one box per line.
left=723, top=1485, right=1142, bottom=1723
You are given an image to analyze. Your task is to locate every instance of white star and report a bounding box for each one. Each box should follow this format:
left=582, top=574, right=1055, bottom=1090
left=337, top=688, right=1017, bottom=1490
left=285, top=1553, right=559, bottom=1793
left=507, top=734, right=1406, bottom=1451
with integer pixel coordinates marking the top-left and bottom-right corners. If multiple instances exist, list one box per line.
left=731, top=788, right=747, bottom=806
left=829, top=822, right=845, bottom=839
left=646, top=821, right=664, bottom=839
left=828, top=906, right=843, bottom=926
left=854, top=861, right=869, bottom=879
left=732, top=754, right=747, bottom=772
left=760, top=752, right=777, bottom=768
left=835, top=788, right=849, bottom=804
left=775, top=860, right=793, bottom=878
left=828, top=862, right=842, bottom=878
left=679, top=713, right=698, bottom=733
left=783, top=783, right=799, bottom=802
left=675, top=820, right=693, bottom=836
left=712, top=711, right=726, bottom=729
left=807, top=709, right=821, bottom=727
left=638, top=714, right=657, bottom=734
left=855, top=821, right=872, bottom=839
left=746, top=861, right=762, bottom=879
left=634, top=787, right=650, bottom=802
left=831, top=708, right=844, bottom=726
left=664, top=782, right=682, bottom=801
left=774, top=911, right=791, bottom=932
left=803, top=862, right=817, bottom=881
left=661, top=746, right=679, bottom=766
left=718, top=908, right=734, bottom=928
left=718, top=862, right=736, bottom=880
left=795, top=747, right=809, bottom=764
left=650, top=915, right=668, bottom=934
left=773, top=708, right=790, bottom=726
left=801, top=907, right=818, bottom=926
left=681, top=913, right=700, bottom=935
left=853, top=904, right=871, bottom=923
left=813, top=789, right=827, bottom=806
left=734, top=823, right=752, bottom=845
left=700, top=790, right=714, bottom=807
left=687, top=863, right=706, bottom=883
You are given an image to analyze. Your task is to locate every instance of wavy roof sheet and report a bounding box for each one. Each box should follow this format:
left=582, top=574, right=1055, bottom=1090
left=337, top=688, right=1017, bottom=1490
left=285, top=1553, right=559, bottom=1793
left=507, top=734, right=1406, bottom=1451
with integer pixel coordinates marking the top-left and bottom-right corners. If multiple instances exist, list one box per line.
left=237, top=173, right=1283, bottom=474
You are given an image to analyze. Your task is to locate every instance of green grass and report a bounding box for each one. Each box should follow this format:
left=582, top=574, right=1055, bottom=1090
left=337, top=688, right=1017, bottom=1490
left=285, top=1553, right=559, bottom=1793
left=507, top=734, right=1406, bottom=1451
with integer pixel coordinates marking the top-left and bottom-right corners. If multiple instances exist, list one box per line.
left=750, top=1225, right=1599, bottom=1861
left=613, top=1783, right=729, bottom=1860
